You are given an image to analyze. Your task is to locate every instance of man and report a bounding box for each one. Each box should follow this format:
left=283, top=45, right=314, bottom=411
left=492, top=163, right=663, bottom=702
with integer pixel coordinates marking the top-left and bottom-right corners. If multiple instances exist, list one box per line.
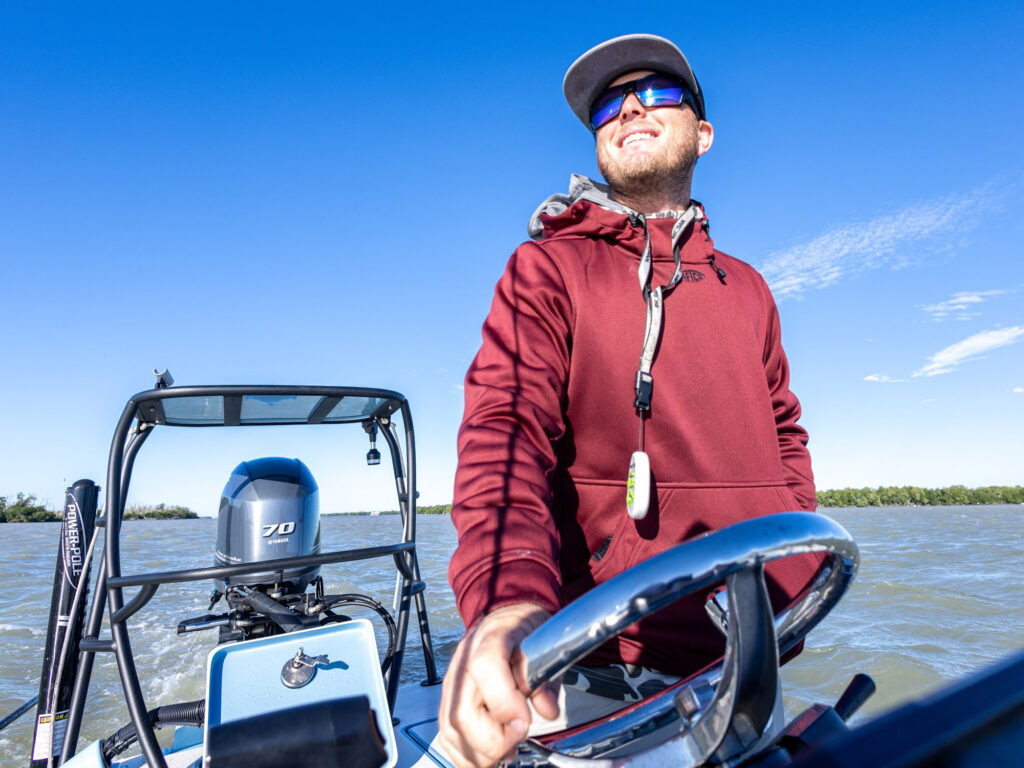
left=438, top=34, right=819, bottom=768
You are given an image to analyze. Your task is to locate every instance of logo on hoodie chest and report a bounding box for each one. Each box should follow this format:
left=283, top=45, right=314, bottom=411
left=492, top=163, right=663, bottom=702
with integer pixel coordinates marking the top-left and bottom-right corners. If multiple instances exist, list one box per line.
left=680, top=269, right=704, bottom=283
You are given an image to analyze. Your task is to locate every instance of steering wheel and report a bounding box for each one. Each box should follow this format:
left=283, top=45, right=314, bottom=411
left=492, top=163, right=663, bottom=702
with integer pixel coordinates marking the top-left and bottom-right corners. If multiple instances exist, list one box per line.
left=515, top=512, right=859, bottom=767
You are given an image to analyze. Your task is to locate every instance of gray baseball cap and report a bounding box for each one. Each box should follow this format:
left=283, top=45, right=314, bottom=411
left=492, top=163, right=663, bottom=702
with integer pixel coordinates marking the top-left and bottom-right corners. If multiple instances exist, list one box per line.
left=563, top=33, right=706, bottom=129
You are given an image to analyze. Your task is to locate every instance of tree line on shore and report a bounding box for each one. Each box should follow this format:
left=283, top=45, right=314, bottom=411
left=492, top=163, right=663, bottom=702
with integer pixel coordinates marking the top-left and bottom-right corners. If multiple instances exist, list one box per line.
left=324, top=504, right=453, bottom=516
left=4, top=487, right=1021, bottom=522
left=816, top=485, right=1023, bottom=507
left=0, top=494, right=197, bottom=523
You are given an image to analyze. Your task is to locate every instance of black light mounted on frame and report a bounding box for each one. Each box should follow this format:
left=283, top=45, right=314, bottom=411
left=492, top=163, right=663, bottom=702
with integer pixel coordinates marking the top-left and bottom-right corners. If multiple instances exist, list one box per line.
left=363, top=421, right=381, bottom=466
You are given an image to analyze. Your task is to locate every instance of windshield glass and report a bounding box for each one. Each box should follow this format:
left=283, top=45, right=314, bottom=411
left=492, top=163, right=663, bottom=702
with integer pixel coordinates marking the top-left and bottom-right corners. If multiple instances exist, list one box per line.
left=324, top=397, right=389, bottom=422
left=240, top=395, right=323, bottom=423
left=161, top=395, right=224, bottom=425
left=159, top=393, right=390, bottom=425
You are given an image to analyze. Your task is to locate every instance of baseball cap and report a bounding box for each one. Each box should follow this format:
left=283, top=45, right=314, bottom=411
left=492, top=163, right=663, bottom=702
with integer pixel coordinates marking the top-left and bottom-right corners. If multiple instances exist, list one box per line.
left=563, top=33, right=706, bottom=128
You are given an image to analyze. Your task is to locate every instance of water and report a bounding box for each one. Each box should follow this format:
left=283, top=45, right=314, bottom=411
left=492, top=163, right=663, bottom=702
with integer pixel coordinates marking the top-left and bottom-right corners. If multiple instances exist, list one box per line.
left=2, top=506, right=1022, bottom=763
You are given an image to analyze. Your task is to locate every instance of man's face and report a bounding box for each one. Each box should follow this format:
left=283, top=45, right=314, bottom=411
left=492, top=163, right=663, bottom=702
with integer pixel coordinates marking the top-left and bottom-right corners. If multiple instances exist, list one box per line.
left=594, top=69, right=712, bottom=203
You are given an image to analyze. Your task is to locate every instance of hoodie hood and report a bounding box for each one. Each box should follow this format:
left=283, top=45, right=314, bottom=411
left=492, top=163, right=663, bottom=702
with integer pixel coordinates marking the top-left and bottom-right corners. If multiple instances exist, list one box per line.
left=528, top=174, right=632, bottom=240
left=528, top=174, right=715, bottom=269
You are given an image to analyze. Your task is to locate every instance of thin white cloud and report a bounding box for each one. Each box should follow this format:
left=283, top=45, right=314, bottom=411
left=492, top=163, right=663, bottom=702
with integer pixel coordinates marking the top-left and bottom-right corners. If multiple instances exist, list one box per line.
left=913, top=325, right=1024, bottom=377
left=864, top=373, right=907, bottom=383
left=758, top=187, right=992, bottom=300
left=918, top=290, right=1008, bottom=322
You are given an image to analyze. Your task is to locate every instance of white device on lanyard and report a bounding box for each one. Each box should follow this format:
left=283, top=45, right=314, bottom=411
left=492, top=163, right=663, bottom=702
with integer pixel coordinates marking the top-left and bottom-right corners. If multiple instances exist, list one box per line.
left=626, top=450, right=651, bottom=520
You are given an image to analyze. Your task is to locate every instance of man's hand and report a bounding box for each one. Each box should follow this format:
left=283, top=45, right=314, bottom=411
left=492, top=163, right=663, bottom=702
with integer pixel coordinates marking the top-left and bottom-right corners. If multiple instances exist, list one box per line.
left=438, top=602, right=558, bottom=768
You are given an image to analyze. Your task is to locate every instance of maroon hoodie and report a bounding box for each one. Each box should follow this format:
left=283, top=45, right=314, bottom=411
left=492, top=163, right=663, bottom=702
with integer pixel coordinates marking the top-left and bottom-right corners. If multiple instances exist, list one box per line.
left=449, top=187, right=819, bottom=676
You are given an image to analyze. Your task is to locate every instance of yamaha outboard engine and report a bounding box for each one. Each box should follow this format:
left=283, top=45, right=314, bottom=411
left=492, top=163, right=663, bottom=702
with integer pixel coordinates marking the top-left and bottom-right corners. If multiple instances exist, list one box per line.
left=215, top=457, right=321, bottom=595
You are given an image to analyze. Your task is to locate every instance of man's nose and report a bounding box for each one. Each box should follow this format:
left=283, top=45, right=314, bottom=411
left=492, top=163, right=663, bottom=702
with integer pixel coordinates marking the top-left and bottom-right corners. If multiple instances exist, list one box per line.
left=619, top=90, right=648, bottom=121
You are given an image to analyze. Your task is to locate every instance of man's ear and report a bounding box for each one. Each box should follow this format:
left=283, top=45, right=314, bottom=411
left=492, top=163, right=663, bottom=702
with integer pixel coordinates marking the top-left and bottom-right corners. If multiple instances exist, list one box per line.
left=696, top=120, right=714, bottom=158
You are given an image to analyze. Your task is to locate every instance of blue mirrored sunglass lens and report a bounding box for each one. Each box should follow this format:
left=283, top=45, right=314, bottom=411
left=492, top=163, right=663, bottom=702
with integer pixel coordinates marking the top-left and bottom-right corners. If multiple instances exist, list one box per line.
left=590, top=95, right=624, bottom=129
left=639, top=84, right=683, bottom=107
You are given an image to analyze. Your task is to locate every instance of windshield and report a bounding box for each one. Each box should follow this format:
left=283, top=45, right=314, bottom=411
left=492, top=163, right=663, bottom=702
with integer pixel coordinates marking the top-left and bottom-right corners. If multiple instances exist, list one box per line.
left=159, top=393, right=391, bottom=425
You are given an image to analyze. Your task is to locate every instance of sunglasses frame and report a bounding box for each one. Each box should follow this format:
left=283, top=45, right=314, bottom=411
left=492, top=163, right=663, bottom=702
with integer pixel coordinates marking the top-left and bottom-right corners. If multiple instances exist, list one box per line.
left=589, top=73, right=699, bottom=132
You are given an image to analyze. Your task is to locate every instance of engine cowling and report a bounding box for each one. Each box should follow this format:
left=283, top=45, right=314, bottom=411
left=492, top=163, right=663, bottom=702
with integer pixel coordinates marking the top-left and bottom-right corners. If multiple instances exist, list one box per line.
left=215, top=457, right=321, bottom=594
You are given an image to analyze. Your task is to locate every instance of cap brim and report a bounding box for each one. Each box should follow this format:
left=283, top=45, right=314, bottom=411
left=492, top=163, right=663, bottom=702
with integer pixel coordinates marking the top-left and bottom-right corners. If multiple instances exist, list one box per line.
left=563, top=33, right=705, bottom=129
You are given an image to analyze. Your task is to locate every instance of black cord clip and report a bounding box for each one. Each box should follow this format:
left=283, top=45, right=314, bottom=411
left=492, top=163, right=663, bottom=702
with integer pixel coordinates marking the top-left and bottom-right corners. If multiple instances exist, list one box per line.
left=634, top=371, right=653, bottom=412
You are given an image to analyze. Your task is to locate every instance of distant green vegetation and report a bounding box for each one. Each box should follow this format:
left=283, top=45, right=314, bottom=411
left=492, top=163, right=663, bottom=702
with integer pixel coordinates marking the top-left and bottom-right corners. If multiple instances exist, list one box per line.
left=325, top=511, right=400, bottom=516
left=418, top=503, right=452, bottom=515
left=325, top=503, right=452, bottom=517
left=123, top=503, right=199, bottom=520
left=0, top=495, right=198, bottom=522
left=7, top=489, right=1019, bottom=521
left=0, top=494, right=60, bottom=522
left=817, top=485, right=1024, bottom=507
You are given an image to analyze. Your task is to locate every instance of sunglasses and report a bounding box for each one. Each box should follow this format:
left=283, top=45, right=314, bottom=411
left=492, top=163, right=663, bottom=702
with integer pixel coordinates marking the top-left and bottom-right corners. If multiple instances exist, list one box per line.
left=589, top=73, right=698, bottom=131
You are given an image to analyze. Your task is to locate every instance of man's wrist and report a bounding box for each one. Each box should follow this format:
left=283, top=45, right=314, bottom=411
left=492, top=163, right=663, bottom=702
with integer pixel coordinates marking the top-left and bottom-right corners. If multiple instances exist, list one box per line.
left=469, top=601, right=552, bottom=633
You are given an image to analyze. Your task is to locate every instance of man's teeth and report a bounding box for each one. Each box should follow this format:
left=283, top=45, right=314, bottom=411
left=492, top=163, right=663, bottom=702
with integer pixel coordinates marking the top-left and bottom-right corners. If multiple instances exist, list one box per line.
left=623, top=132, right=655, bottom=145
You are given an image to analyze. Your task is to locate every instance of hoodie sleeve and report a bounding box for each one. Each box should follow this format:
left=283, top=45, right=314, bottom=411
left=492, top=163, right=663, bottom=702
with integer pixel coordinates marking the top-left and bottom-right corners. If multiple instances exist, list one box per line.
left=762, top=292, right=816, bottom=511
left=448, top=242, right=574, bottom=628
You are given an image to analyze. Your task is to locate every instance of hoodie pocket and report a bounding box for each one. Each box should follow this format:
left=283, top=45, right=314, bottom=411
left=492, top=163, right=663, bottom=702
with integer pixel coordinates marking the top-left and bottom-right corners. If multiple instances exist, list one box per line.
left=561, top=496, right=636, bottom=603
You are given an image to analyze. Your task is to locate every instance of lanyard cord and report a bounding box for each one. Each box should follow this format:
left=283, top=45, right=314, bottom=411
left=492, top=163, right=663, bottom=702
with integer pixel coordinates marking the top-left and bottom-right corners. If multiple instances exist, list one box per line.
left=632, top=205, right=703, bottom=416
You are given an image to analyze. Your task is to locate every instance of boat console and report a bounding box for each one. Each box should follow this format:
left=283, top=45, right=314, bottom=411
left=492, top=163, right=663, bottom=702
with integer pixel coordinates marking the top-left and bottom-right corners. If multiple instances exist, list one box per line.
left=34, top=376, right=440, bottom=768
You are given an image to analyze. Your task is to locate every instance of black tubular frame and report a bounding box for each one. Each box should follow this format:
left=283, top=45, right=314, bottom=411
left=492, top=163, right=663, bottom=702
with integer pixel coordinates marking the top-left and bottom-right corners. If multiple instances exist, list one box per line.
left=61, top=385, right=440, bottom=768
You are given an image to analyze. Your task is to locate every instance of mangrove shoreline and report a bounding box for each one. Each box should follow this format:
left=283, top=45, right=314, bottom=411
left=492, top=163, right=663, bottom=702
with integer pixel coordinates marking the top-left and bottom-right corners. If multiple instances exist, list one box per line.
left=3, top=487, right=1021, bottom=522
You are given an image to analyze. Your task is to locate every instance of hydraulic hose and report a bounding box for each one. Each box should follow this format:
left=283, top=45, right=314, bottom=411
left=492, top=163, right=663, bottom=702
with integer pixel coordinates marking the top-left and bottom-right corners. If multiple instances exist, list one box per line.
left=322, top=594, right=397, bottom=673
left=101, top=699, right=205, bottom=760
left=241, top=588, right=305, bottom=632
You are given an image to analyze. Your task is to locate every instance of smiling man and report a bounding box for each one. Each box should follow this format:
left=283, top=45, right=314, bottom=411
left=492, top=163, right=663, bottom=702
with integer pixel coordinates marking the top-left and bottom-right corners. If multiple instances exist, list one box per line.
left=438, top=34, right=819, bottom=768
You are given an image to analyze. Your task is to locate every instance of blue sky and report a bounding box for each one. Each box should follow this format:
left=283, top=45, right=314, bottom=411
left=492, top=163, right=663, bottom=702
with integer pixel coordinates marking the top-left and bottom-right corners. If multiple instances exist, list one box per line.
left=1, top=2, right=1021, bottom=516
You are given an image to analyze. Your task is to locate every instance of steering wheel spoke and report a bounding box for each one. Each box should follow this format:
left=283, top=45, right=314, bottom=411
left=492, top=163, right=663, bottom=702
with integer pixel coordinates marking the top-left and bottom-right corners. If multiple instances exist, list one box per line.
left=684, top=565, right=779, bottom=763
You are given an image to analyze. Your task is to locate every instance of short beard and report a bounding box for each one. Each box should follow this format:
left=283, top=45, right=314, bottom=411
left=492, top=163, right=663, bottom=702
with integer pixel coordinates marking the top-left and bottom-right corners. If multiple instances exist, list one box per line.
left=596, top=124, right=700, bottom=212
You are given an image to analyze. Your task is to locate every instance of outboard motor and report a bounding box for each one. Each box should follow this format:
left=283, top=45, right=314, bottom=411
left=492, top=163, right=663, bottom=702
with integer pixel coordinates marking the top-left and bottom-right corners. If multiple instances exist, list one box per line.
left=215, top=457, right=321, bottom=595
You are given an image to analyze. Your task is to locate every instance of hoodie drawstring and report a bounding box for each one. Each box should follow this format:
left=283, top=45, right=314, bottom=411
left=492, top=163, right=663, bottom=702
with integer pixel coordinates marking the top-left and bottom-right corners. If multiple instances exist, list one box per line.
left=709, top=253, right=727, bottom=284
left=633, top=204, right=702, bottom=413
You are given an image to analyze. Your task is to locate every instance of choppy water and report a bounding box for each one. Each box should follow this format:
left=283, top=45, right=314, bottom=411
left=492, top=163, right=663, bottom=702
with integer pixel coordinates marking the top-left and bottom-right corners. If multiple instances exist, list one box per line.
left=2, top=506, right=1022, bottom=763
